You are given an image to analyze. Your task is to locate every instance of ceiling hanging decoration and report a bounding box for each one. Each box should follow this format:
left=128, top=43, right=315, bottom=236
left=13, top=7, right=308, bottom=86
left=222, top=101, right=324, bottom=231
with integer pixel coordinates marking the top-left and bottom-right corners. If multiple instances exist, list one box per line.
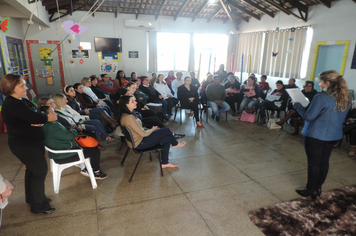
left=0, top=17, right=10, bottom=33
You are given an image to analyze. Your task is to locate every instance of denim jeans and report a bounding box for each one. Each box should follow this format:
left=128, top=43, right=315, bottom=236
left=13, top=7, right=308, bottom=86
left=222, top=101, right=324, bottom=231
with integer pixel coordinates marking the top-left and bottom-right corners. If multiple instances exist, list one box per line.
left=136, top=127, right=178, bottom=164
left=207, top=101, right=230, bottom=117
left=238, top=97, right=259, bottom=115
left=84, top=119, right=109, bottom=139
left=303, top=136, right=338, bottom=191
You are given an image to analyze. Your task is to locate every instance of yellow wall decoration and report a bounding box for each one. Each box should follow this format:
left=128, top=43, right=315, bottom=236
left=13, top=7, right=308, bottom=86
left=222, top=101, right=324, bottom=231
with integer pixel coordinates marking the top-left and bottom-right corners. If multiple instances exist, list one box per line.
left=310, top=40, right=350, bottom=81
left=98, top=51, right=121, bottom=62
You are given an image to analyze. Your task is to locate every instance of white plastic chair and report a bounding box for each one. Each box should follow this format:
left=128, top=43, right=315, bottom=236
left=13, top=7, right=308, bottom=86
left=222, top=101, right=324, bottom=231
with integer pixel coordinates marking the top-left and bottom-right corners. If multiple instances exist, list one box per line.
left=45, top=146, right=97, bottom=193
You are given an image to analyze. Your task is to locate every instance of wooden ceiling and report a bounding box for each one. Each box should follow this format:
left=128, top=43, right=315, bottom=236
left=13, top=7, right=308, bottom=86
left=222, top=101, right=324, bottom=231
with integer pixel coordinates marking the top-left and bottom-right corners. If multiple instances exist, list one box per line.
left=31, top=0, right=337, bottom=30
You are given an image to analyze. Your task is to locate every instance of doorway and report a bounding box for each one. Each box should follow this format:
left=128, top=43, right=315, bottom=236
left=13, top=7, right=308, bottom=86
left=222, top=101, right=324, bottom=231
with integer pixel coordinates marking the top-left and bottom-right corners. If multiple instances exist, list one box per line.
left=26, top=40, right=65, bottom=97
left=310, top=41, right=349, bottom=91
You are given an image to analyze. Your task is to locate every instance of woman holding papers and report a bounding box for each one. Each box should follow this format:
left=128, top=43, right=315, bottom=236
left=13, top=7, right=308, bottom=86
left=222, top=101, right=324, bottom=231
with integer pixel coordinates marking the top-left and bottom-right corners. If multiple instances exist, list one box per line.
left=294, top=70, right=350, bottom=198
left=237, top=76, right=260, bottom=118
left=276, top=81, right=318, bottom=134
left=254, top=80, right=289, bottom=126
left=225, top=75, right=243, bottom=117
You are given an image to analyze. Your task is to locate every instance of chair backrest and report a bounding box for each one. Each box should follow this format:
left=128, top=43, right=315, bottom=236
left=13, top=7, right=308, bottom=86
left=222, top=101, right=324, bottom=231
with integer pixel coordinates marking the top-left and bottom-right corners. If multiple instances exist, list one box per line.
left=121, top=126, right=136, bottom=148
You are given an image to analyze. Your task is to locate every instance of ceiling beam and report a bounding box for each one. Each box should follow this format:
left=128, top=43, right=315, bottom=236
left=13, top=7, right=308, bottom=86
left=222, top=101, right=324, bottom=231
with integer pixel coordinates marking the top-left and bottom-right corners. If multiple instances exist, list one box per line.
left=115, top=1, right=119, bottom=18
left=192, top=0, right=209, bottom=22
left=317, top=0, right=331, bottom=8
left=48, top=2, right=87, bottom=22
left=285, top=0, right=308, bottom=21
left=242, top=0, right=274, bottom=18
left=174, top=0, right=190, bottom=21
left=155, top=0, right=167, bottom=20
left=227, top=0, right=260, bottom=20
left=136, top=0, right=143, bottom=19
left=219, top=0, right=240, bottom=30
left=207, top=6, right=223, bottom=23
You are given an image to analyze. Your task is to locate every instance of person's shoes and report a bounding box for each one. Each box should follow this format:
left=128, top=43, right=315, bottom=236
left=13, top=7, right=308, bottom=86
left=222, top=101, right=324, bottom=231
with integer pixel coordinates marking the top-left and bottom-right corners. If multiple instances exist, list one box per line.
left=196, top=122, right=204, bottom=128
left=216, top=116, right=220, bottom=122
left=80, top=168, right=90, bottom=178
left=97, top=144, right=106, bottom=151
left=94, top=170, right=108, bottom=180
left=257, top=118, right=266, bottom=126
left=188, top=111, right=194, bottom=117
left=173, top=133, right=186, bottom=139
left=164, top=114, right=170, bottom=120
left=232, top=112, right=237, bottom=117
left=106, top=136, right=119, bottom=144
left=161, top=163, right=179, bottom=168
left=211, top=113, right=215, bottom=120
left=316, top=187, right=322, bottom=197
left=172, top=141, right=187, bottom=148
left=41, top=208, right=55, bottom=214
left=296, top=188, right=318, bottom=199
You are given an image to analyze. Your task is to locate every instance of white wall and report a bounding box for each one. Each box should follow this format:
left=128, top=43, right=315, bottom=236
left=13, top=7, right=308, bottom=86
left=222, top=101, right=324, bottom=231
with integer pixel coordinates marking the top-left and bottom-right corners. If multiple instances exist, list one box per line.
left=238, top=0, right=356, bottom=91
left=22, top=12, right=233, bottom=85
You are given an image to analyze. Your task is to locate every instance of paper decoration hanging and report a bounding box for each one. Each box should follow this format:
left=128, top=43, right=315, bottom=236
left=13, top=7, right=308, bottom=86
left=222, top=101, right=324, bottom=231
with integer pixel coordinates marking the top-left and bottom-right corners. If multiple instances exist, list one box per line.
left=0, top=17, right=10, bottom=33
left=62, top=21, right=87, bottom=34
left=291, top=27, right=296, bottom=32
left=289, top=38, right=294, bottom=41
left=79, top=59, right=84, bottom=64
left=287, top=49, right=293, bottom=53
left=100, top=62, right=118, bottom=74
left=273, top=39, right=279, bottom=43
left=272, top=52, right=278, bottom=57
left=275, top=27, right=279, bottom=31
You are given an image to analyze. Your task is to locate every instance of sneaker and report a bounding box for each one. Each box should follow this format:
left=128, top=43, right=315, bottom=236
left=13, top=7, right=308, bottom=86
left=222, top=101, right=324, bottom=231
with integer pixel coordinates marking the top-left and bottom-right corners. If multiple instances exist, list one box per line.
left=216, top=116, right=220, bottom=122
left=94, top=170, right=108, bottom=180
left=80, top=168, right=90, bottom=178
left=211, top=113, right=215, bottom=119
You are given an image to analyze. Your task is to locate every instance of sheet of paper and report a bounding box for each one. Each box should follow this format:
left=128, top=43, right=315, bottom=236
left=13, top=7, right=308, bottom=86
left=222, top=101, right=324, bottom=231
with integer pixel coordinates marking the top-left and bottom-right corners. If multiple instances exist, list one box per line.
left=286, top=88, right=310, bottom=107
left=146, top=103, right=162, bottom=107
left=266, top=94, right=281, bottom=101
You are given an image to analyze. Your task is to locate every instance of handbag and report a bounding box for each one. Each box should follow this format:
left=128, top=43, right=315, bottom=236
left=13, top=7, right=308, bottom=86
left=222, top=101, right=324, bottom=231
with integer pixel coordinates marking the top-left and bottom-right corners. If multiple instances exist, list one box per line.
left=74, top=134, right=99, bottom=147
left=267, top=118, right=282, bottom=130
left=240, top=111, right=256, bottom=123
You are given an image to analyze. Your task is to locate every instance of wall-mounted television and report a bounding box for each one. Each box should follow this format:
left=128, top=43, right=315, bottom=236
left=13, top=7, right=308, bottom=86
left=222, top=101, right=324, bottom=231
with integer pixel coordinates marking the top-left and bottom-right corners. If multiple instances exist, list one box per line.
left=94, top=38, right=122, bottom=52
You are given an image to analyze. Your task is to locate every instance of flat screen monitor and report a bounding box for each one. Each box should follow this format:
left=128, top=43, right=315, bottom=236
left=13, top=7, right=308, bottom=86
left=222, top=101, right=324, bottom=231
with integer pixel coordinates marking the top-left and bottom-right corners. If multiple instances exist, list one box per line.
left=94, top=38, right=122, bottom=52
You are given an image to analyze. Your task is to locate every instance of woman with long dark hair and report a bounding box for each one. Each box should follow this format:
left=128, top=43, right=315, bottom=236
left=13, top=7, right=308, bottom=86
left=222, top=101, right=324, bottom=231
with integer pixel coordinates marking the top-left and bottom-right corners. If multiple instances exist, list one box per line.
left=114, top=70, right=128, bottom=88
left=0, top=74, right=55, bottom=214
left=118, top=95, right=186, bottom=168
left=294, top=70, right=350, bottom=198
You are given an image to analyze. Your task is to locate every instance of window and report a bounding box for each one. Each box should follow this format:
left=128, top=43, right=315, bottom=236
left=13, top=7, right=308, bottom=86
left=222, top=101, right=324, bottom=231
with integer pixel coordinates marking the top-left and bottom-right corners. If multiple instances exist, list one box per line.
left=157, top=33, right=190, bottom=71
left=194, top=34, right=228, bottom=80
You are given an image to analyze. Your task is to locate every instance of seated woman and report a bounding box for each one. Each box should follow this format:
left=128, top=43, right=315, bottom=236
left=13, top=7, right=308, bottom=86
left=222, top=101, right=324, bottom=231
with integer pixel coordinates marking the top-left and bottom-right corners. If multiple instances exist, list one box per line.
left=119, top=95, right=186, bottom=168
left=237, top=76, right=260, bottom=118
left=99, top=74, right=118, bottom=94
left=114, top=70, right=128, bottom=88
left=199, top=74, right=213, bottom=105
left=177, top=77, right=204, bottom=128
left=88, top=76, right=114, bottom=107
left=41, top=106, right=107, bottom=180
left=132, top=78, right=149, bottom=105
left=81, top=77, right=111, bottom=107
left=276, top=80, right=318, bottom=134
left=154, top=74, right=179, bottom=116
left=224, top=75, right=243, bottom=117
left=53, top=94, right=118, bottom=145
left=64, top=85, right=118, bottom=129
left=254, top=80, right=289, bottom=126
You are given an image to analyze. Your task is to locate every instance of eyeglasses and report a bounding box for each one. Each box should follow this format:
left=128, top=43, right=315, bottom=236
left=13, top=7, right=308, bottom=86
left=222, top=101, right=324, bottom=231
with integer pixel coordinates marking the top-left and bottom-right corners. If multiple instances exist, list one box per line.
left=46, top=101, right=54, bottom=105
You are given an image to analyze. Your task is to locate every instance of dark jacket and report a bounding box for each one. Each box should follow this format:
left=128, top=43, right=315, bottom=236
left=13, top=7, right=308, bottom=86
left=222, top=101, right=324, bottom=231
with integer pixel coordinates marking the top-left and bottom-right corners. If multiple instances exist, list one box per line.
left=240, top=85, right=260, bottom=99
left=224, top=80, right=241, bottom=97
left=177, top=84, right=199, bottom=108
left=2, top=96, right=48, bottom=146
left=139, top=84, right=162, bottom=103
left=66, top=96, right=87, bottom=115
left=76, top=92, right=98, bottom=108
left=90, top=85, right=107, bottom=99
left=43, top=121, right=80, bottom=160
left=270, top=88, right=289, bottom=109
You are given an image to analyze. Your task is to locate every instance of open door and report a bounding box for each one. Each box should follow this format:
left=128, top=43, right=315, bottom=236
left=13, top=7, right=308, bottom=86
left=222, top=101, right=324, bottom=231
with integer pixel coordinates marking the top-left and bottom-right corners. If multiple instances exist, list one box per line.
left=310, top=40, right=349, bottom=91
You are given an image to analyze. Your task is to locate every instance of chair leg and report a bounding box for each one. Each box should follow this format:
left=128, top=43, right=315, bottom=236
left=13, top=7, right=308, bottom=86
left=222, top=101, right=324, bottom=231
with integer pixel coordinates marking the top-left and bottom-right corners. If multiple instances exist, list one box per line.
left=84, top=158, right=98, bottom=189
left=129, top=153, right=144, bottom=182
left=149, top=153, right=152, bottom=161
left=206, top=107, right=208, bottom=123
left=180, top=108, right=182, bottom=125
left=52, top=165, right=60, bottom=194
left=226, top=111, right=228, bottom=121
left=174, top=106, right=178, bottom=121
left=119, top=137, right=126, bottom=151
left=121, top=147, right=130, bottom=166
left=157, top=151, right=163, bottom=177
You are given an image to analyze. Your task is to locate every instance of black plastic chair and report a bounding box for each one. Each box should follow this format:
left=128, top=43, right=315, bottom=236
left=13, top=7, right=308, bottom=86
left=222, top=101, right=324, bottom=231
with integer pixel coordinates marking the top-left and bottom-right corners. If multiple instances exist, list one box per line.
left=200, top=103, right=228, bottom=123
left=121, top=126, right=164, bottom=182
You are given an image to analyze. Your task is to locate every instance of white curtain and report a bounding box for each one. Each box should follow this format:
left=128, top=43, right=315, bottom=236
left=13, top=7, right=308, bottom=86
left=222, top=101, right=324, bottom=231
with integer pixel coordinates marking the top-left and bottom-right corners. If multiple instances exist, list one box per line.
left=188, top=32, right=195, bottom=72
left=226, top=34, right=238, bottom=72
left=148, top=31, right=158, bottom=73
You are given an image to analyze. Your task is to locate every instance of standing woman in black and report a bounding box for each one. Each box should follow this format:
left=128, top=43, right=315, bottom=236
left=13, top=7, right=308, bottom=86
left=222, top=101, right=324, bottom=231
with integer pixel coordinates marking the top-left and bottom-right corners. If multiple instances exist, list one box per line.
left=0, top=74, right=56, bottom=214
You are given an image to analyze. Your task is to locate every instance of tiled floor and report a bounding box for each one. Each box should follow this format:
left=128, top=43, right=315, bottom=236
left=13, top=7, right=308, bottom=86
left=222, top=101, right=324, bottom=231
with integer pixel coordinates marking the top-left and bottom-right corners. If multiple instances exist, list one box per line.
left=1, top=113, right=355, bottom=236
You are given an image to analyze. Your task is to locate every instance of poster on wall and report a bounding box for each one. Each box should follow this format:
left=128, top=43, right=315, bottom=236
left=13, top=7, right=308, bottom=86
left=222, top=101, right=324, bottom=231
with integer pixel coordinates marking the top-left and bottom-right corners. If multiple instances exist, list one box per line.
left=100, top=62, right=118, bottom=74
left=129, top=51, right=139, bottom=58
left=71, top=50, right=89, bottom=59
left=351, top=43, right=356, bottom=69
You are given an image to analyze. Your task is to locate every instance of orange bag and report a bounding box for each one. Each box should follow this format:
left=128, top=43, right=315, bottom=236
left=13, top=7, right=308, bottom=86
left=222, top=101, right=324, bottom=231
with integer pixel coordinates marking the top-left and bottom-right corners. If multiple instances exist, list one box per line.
left=74, top=134, right=99, bottom=148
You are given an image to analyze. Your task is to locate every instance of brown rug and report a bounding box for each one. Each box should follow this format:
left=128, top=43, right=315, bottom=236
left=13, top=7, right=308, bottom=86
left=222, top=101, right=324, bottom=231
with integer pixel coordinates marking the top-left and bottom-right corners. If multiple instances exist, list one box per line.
left=249, top=186, right=356, bottom=236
